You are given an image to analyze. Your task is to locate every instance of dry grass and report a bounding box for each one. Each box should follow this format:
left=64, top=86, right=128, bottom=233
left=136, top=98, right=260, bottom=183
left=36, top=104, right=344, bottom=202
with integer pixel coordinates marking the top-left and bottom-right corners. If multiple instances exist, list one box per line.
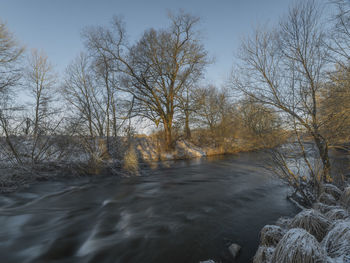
left=290, top=209, right=330, bottom=242
left=271, top=228, right=326, bottom=263
left=123, top=144, right=139, bottom=174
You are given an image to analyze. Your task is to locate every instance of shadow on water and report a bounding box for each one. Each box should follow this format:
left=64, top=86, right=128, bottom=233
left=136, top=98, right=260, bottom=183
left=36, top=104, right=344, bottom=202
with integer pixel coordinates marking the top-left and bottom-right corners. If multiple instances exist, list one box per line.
left=0, top=152, right=300, bottom=263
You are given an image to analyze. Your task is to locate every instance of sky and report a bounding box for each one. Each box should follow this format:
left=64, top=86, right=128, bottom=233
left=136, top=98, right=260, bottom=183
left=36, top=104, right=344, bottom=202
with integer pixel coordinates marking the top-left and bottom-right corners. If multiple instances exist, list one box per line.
left=0, top=0, right=299, bottom=87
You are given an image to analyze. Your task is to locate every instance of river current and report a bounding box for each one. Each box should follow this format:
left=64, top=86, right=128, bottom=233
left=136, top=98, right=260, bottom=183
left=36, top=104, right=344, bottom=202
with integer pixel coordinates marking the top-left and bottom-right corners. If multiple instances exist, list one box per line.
left=0, top=152, right=299, bottom=263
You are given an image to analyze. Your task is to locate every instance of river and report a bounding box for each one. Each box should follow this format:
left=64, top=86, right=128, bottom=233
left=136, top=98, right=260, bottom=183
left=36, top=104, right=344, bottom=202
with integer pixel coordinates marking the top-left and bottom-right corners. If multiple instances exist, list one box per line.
left=0, top=152, right=299, bottom=263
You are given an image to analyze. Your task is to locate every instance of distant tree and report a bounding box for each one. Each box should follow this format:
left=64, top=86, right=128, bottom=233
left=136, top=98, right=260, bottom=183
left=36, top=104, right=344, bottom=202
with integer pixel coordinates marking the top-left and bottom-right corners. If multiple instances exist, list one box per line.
left=320, top=65, right=350, bottom=145
left=26, top=49, right=56, bottom=138
left=192, top=85, right=225, bottom=135
left=62, top=53, right=104, bottom=137
left=25, top=49, right=61, bottom=164
left=83, top=12, right=209, bottom=150
left=238, top=98, right=281, bottom=140
left=191, top=85, right=235, bottom=146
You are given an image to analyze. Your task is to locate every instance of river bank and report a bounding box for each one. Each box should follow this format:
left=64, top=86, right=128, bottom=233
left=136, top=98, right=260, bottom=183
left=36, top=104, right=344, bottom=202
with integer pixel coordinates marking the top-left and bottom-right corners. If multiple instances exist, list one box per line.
left=0, top=136, right=273, bottom=193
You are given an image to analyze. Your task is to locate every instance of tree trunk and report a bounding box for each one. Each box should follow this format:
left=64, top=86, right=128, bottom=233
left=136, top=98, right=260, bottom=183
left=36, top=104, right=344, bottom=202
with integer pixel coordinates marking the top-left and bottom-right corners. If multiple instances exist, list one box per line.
left=313, top=134, right=331, bottom=183
left=164, top=121, right=173, bottom=151
left=185, top=112, right=191, bottom=139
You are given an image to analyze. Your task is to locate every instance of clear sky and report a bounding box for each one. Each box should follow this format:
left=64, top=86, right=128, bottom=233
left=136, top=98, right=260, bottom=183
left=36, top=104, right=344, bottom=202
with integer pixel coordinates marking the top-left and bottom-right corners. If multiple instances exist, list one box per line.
left=0, top=0, right=299, bottom=86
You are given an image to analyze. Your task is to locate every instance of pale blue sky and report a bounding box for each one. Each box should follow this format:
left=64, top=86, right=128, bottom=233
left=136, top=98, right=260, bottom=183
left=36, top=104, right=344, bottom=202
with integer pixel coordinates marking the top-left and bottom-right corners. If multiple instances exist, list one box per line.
left=0, top=0, right=315, bottom=86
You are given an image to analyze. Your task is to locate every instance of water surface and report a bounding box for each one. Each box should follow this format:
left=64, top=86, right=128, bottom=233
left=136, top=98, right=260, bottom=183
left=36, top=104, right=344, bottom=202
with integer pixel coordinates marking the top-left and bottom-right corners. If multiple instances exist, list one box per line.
left=0, top=152, right=299, bottom=263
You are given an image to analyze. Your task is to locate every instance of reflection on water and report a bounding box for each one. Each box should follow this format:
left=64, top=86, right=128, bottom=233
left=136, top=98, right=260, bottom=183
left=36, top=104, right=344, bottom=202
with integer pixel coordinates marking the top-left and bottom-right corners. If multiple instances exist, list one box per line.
left=0, top=152, right=299, bottom=263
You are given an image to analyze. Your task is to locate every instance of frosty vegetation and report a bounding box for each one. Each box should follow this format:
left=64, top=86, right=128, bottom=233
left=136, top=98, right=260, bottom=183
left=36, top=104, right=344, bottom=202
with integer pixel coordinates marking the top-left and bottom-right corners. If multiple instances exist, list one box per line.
left=253, top=184, right=350, bottom=263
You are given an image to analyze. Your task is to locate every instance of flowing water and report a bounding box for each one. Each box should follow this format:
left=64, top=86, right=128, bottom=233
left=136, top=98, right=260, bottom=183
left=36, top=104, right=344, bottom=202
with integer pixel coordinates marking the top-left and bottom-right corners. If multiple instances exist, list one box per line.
left=0, top=152, right=299, bottom=263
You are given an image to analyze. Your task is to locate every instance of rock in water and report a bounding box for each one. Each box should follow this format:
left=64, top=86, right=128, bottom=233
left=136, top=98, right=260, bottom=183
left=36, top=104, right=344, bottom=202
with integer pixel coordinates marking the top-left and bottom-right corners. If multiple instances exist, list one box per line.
left=199, top=260, right=215, bottom=263
left=228, top=243, right=241, bottom=258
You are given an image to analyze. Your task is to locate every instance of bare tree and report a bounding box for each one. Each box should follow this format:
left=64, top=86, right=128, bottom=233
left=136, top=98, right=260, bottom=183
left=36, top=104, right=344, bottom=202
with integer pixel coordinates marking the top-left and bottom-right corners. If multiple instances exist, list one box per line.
left=191, top=85, right=236, bottom=146
left=25, top=49, right=61, bottom=164
left=232, top=0, right=332, bottom=183
left=0, top=21, right=24, bottom=164
left=26, top=49, right=56, bottom=137
left=328, top=0, right=350, bottom=69
left=0, top=21, right=23, bottom=96
left=83, top=12, right=209, bottom=150
left=192, top=85, right=225, bottom=135
left=62, top=53, right=104, bottom=137
left=238, top=98, right=281, bottom=140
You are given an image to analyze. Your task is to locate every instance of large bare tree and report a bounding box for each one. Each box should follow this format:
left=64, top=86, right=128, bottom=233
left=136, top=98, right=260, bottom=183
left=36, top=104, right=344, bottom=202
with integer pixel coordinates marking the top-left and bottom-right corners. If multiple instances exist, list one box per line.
left=83, top=12, right=209, bottom=150
left=232, top=0, right=332, bottom=183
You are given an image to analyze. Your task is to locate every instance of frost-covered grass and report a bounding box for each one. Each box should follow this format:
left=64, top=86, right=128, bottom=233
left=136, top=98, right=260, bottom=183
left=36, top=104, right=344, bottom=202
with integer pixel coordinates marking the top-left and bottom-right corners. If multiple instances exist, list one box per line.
left=290, top=209, right=330, bottom=242
left=318, top=192, right=337, bottom=206
left=323, top=184, right=342, bottom=200
left=254, top=184, right=350, bottom=263
left=260, top=225, right=286, bottom=247
left=253, top=246, right=275, bottom=263
left=322, top=220, right=350, bottom=261
left=271, top=228, right=327, bottom=263
left=340, top=187, right=350, bottom=208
